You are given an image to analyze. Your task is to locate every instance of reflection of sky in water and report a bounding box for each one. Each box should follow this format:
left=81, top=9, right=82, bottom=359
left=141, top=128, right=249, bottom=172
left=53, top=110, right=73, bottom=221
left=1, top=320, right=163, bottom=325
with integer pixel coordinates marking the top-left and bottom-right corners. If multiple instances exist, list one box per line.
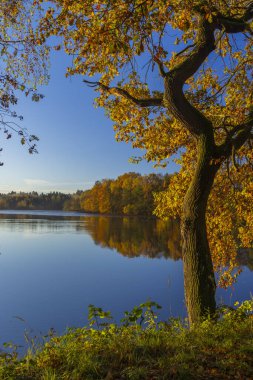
left=0, top=213, right=252, bottom=352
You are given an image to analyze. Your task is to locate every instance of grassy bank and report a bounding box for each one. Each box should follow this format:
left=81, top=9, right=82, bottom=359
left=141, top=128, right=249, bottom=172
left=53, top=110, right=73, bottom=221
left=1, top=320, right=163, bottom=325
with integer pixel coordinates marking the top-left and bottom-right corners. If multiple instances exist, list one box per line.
left=1, top=301, right=252, bottom=380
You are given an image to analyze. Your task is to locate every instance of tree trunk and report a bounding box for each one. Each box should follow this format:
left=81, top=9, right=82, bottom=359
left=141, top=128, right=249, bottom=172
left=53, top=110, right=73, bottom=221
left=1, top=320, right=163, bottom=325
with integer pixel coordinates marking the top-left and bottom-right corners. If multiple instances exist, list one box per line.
left=181, top=134, right=219, bottom=325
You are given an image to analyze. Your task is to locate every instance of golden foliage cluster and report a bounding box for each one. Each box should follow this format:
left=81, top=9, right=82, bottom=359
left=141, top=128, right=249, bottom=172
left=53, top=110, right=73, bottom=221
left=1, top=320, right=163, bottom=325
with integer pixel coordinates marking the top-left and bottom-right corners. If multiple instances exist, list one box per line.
left=38, top=0, right=253, bottom=286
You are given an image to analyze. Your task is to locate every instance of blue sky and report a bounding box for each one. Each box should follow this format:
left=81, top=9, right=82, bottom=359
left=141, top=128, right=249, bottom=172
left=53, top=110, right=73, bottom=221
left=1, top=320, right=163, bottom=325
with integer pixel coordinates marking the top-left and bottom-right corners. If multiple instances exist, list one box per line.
left=0, top=50, right=177, bottom=194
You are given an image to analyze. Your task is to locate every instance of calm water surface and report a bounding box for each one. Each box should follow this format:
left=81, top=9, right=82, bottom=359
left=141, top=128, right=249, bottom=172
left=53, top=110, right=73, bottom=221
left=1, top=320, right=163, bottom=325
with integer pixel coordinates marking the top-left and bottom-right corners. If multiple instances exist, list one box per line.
left=0, top=210, right=252, bottom=349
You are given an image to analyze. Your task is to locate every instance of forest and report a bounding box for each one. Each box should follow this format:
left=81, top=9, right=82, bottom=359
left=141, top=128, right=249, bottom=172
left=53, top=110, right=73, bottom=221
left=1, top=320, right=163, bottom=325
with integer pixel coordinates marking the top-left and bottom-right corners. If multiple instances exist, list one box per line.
left=65, top=172, right=171, bottom=215
left=0, top=191, right=71, bottom=210
left=0, top=173, right=170, bottom=216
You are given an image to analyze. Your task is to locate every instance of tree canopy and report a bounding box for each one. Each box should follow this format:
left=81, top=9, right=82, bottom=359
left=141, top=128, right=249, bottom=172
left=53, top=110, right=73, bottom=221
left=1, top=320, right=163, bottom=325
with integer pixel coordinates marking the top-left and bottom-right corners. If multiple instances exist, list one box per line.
left=0, top=0, right=48, bottom=160
left=38, top=0, right=253, bottom=321
left=39, top=0, right=253, bottom=287
left=0, top=191, right=70, bottom=210
left=67, top=172, right=171, bottom=216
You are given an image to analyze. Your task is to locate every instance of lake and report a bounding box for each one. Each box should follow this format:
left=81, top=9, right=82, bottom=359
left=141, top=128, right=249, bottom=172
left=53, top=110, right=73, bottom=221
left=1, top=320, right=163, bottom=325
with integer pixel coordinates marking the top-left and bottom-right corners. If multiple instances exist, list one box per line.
left=0, top=210, right=252, bottom=350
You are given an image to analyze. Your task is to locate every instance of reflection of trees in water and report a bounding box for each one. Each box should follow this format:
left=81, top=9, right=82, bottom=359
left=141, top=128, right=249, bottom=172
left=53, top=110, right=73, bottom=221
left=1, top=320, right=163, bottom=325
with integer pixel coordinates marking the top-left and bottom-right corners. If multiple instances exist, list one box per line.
left=0, top=213, right=251, bottom=269
left=0, top=213, right=181, bottom=260
left=80, top=216, right=182, bottom=260
left=79, top=217, right=253, bottom=269
left=0, top=214, right=82, bottom=234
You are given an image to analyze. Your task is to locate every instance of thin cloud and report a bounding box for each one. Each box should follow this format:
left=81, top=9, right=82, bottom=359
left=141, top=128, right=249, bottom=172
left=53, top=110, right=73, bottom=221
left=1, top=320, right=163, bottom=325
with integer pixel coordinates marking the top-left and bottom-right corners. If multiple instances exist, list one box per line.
left=0, top=179, right=95, bottom=194
left=23, top=179, right=93, bottom=187
left=24, top=179, right=50, bottom=186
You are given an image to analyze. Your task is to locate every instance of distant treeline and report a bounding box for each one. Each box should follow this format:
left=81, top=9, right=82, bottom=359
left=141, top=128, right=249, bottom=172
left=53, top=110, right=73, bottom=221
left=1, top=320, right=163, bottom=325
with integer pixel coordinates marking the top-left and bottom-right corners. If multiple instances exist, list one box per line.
left=64, top=172, right=171, bottom=216
left=0, top=191, right=71, bottom=210
left=0, top=173, right=170, bottom=216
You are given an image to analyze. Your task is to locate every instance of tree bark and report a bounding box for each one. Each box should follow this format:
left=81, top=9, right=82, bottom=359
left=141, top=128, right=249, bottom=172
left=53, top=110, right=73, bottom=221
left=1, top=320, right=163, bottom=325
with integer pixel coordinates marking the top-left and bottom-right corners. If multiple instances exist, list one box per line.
left=181, top=134, right=219, bottom=325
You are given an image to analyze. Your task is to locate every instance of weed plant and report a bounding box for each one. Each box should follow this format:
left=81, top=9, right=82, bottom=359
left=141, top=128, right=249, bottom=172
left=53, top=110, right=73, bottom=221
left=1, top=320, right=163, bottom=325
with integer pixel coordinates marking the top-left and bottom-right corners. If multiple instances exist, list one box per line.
left=0, top=300, right=252, bottom=379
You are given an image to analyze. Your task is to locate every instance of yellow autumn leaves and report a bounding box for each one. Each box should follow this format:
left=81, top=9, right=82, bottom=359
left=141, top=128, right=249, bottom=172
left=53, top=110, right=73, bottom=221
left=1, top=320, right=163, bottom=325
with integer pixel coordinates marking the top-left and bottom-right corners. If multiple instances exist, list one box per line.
left=36, top=0, right=252, bottom=286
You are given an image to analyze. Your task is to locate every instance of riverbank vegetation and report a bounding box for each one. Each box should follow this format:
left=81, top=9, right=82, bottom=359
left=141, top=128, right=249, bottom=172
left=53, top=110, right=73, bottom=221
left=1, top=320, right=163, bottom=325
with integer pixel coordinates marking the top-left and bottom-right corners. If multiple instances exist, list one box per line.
left=0, top=191, right=71, bottom=210
left=1, top=300, right=252, bottom=380
left=38, top=0, right=253, bottom=323
left=0, top=173, right=170, bottom=216
left=65, top=172, right=170, bottom=215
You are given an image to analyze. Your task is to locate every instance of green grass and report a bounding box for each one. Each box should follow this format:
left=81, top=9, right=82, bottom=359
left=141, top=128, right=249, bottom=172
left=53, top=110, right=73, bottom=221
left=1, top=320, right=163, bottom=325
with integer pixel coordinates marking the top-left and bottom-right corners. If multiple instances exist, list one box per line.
left=0, top=300, right=252, bottom=380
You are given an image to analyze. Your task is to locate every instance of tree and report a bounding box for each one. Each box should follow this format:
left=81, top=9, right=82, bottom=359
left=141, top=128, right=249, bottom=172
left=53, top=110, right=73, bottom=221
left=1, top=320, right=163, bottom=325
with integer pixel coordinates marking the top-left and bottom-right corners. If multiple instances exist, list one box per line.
left=77, top=173, right=168, bottom=215
left=39, top=0, right=253, bottom=324
left=0, top=0, right=48, bottom=162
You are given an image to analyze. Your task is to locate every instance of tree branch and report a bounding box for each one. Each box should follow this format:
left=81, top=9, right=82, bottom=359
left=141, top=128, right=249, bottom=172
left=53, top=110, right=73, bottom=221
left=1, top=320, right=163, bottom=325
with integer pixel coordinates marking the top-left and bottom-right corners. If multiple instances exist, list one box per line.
left=163, top=18, right=215, bottom=137
left=195, top=2, right=253, bottom=33
left=175, top=44, right=196, bottom=57
left=217, top=116, right=253, bottom=159
left=169, top=18, right=216, bottom=84
left=83, top=80, right=163, bottom=107
left=153, top=57, right=167, bottom=78
left=232, top=123, right=253, bottom=152
left=0, top=39, right=25, bottom=44
left=162, top=1, right=253, bottom=138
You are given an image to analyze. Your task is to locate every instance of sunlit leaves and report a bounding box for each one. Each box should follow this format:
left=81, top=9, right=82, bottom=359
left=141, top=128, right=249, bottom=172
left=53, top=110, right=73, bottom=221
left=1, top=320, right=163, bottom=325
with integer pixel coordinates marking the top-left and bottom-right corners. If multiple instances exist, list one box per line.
left=38, top=0, right=253, bottom=286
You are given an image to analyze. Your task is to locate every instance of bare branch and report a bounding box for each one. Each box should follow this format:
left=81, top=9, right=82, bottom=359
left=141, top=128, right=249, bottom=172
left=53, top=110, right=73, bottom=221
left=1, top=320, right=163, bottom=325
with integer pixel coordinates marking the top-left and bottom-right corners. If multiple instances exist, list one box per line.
left=153, top=57, right=167, bottom=78
left=175, top=44, right=196, bottom=58
left=0, top=39, right=25, bottom=44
